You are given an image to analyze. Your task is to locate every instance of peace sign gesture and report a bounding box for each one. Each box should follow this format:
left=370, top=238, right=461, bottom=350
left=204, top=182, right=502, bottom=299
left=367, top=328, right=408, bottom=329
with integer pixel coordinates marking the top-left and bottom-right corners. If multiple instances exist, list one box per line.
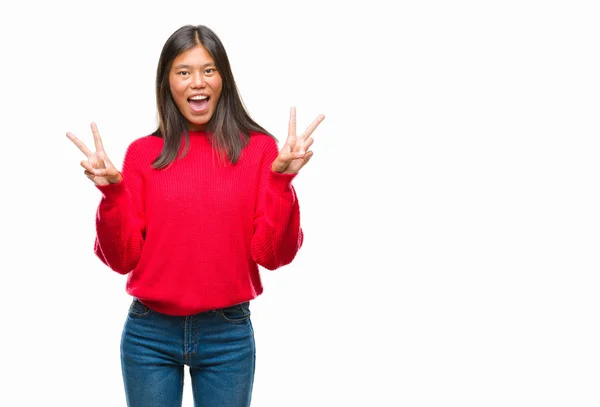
left=271, top=107, right=325, bottom=174
left=66, top=122, right=123, bottom=186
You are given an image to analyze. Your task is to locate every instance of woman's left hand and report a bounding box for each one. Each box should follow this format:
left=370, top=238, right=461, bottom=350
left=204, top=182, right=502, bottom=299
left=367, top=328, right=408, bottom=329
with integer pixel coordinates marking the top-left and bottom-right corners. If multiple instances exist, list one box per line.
left=271, top=107, right=325, bottom=174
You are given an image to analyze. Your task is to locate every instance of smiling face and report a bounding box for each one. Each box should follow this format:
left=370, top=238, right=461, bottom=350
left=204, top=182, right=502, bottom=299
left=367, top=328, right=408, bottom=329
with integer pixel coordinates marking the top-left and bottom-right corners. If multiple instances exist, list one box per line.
left=169, top=45, right=223, bottom=131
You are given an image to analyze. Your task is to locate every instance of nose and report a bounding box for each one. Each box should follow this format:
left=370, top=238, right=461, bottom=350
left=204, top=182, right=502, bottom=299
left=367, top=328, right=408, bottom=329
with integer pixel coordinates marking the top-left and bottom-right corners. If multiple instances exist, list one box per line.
left=191, top=72, right=205, bottom=88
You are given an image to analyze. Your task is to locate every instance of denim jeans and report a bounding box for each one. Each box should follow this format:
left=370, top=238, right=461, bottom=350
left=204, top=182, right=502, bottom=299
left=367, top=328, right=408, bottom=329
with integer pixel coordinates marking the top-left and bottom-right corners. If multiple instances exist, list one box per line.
left=121, top=299, right=256, bottom=407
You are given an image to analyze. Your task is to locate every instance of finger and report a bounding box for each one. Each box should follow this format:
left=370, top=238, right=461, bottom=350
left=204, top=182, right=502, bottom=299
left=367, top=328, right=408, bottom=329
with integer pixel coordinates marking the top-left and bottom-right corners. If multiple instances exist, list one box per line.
left=97, top=150, right=115, bottom=169
left=301, top=114, right=325, bottom=139
left=278, top=149, right=299, bottom=162
left=296, top=137, right=314, bottom=155
left=293, top=151, right=314, bottom=173
left=271, top=155, right=289, bottom=173
left=304, top=137, right=314, bottom=151
left=286, top=106, right=297, bottom=152
left=91, top=122, right=105, bottom=152
left=94, top=166, right=120, bottom=178
left=89, top=155, right=106, bottom=170
left=67, top=132, right=93, bottom=157
left=81, top=159, right=110, bottom=176
left=104, top=154, right=116, bottom=168
left=302, top=150, right=314, bottom=166
left=81, top=160, right=100, bottom=175
left=84, top=170, right=95, bottom=179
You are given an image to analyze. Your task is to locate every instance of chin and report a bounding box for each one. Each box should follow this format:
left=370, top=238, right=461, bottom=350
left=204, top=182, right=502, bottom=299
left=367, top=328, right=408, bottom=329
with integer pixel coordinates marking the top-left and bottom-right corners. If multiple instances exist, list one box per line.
left=186, top=115, right=210, bottom=131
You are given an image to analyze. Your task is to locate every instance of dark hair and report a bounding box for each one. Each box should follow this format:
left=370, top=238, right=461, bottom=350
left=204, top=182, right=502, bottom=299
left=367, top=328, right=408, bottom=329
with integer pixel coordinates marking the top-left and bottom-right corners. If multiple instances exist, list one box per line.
left=151, top=24, right=273, bottom=169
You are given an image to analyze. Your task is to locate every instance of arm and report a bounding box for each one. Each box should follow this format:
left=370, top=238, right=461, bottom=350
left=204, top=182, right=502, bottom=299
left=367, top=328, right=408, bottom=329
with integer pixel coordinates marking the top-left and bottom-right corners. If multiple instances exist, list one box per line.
left=94, top=143, right=146, bottom=274
left=251, top=107, right=325, bottom=270
left=251, top=141, right=303, bottom=270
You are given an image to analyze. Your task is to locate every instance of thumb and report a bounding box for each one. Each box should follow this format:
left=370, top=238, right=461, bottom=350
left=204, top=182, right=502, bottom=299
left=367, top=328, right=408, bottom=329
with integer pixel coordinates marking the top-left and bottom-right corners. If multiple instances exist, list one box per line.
left=271, top=156, right=286, bottom=173
left=271, top=152, right=294, bottom=173
left=92, top=166, right=122, bottom=184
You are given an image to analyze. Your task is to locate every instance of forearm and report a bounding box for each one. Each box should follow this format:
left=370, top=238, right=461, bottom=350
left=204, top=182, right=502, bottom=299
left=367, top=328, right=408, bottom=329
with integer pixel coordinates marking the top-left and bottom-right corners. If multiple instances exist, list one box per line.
left=94, top=181, right=144, bottom=274
left=251, top=171, right=303, bottom=270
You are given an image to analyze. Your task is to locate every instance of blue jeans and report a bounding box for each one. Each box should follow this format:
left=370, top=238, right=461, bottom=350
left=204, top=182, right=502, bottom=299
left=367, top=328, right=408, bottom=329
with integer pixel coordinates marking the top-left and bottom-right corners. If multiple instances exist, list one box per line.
left=121, top=299, right=256, bottom=407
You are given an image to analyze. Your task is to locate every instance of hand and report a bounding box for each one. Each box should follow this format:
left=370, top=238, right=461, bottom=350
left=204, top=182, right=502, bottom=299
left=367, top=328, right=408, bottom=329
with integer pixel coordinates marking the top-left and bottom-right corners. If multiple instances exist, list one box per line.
left=271, top=107, right=325, bottom=174
left=66, top=122, right=123, bottom=186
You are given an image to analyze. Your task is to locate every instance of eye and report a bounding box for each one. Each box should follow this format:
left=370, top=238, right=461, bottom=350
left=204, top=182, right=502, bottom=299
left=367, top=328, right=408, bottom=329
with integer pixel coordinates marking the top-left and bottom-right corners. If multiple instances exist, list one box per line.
left=177, top=71, right=190, bottom=76
left=205, top=68, right=216, bottom=74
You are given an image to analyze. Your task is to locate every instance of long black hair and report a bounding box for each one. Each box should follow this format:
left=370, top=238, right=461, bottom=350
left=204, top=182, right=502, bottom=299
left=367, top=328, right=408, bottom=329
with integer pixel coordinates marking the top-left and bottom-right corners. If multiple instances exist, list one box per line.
left=152, top=24, right=273, bottom=169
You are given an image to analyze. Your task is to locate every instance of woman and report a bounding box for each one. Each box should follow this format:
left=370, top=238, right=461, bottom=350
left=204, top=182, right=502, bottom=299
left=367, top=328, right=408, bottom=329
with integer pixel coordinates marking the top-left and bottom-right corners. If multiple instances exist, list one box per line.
left=67, top=24, right=324, bottom=407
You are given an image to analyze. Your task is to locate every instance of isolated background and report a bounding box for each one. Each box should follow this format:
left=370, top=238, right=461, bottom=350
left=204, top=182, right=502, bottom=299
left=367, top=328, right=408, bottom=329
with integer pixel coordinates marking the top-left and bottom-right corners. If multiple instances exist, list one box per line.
left=1, top=0, right=599, bottom=406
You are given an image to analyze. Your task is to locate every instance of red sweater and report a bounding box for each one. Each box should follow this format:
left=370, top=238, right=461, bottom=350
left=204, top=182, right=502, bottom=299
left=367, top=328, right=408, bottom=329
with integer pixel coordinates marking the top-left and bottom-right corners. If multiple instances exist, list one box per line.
left=94, top=131, right=302, bottom=316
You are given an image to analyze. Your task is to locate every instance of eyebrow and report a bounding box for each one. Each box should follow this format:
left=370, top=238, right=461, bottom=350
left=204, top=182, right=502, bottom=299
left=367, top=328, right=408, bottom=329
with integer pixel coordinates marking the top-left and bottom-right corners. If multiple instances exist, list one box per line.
left=173, top=63, right=215, bottom=69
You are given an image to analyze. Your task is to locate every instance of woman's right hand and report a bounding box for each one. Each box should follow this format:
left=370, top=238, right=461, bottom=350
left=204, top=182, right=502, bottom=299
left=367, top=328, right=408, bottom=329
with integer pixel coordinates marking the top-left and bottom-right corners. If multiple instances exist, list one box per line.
left=67, top=122, right=123, bottom=186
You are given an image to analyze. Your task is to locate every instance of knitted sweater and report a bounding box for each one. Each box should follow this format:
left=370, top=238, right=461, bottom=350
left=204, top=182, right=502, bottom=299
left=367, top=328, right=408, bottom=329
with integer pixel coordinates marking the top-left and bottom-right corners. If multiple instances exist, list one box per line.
left=94, top=131, right=302, bottom=316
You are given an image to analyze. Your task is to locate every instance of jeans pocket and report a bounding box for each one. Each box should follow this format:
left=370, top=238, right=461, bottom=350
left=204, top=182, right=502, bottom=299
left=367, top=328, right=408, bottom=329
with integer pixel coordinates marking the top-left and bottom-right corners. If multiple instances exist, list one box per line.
left=128, top=298, right=152, bottom=318
left=219, top=302, right=250, bottom=324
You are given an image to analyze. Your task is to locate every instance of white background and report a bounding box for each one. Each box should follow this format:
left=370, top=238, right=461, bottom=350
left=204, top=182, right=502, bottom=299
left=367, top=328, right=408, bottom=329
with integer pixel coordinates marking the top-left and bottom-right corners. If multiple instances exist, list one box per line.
left=1, top=0, right=599, bottom=406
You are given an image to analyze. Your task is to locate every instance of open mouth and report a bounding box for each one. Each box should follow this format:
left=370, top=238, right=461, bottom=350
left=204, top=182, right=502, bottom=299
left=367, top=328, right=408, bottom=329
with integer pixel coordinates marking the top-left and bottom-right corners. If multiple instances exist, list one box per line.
left=188, top=95, right=210, bottom=112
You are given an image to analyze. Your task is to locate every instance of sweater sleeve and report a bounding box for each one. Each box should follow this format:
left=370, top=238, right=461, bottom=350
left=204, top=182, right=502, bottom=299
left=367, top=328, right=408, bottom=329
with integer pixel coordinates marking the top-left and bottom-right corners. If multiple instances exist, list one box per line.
left=93, top=143, right=146, bottom=274
left=251, top=139, right=304, bottom=270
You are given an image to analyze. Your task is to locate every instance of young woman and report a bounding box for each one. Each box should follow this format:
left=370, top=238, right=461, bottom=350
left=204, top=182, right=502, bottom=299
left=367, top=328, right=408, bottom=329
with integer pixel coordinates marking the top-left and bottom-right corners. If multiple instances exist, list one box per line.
left=67, top=24, right=324, bottom=407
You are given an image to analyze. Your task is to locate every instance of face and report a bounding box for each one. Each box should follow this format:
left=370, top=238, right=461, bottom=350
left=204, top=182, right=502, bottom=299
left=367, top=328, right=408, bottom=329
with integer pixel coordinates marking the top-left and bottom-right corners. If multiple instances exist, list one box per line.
left=169, top=45, right=223, bottom=131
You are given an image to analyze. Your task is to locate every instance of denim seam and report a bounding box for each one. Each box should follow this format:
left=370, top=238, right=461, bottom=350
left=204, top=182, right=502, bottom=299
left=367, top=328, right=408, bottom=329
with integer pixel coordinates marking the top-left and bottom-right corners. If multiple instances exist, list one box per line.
left=219, top=304, right=251, bottom=324
left=128, top=300, right=152, bottom=317
left=184, top=316, right=190, bottom=365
